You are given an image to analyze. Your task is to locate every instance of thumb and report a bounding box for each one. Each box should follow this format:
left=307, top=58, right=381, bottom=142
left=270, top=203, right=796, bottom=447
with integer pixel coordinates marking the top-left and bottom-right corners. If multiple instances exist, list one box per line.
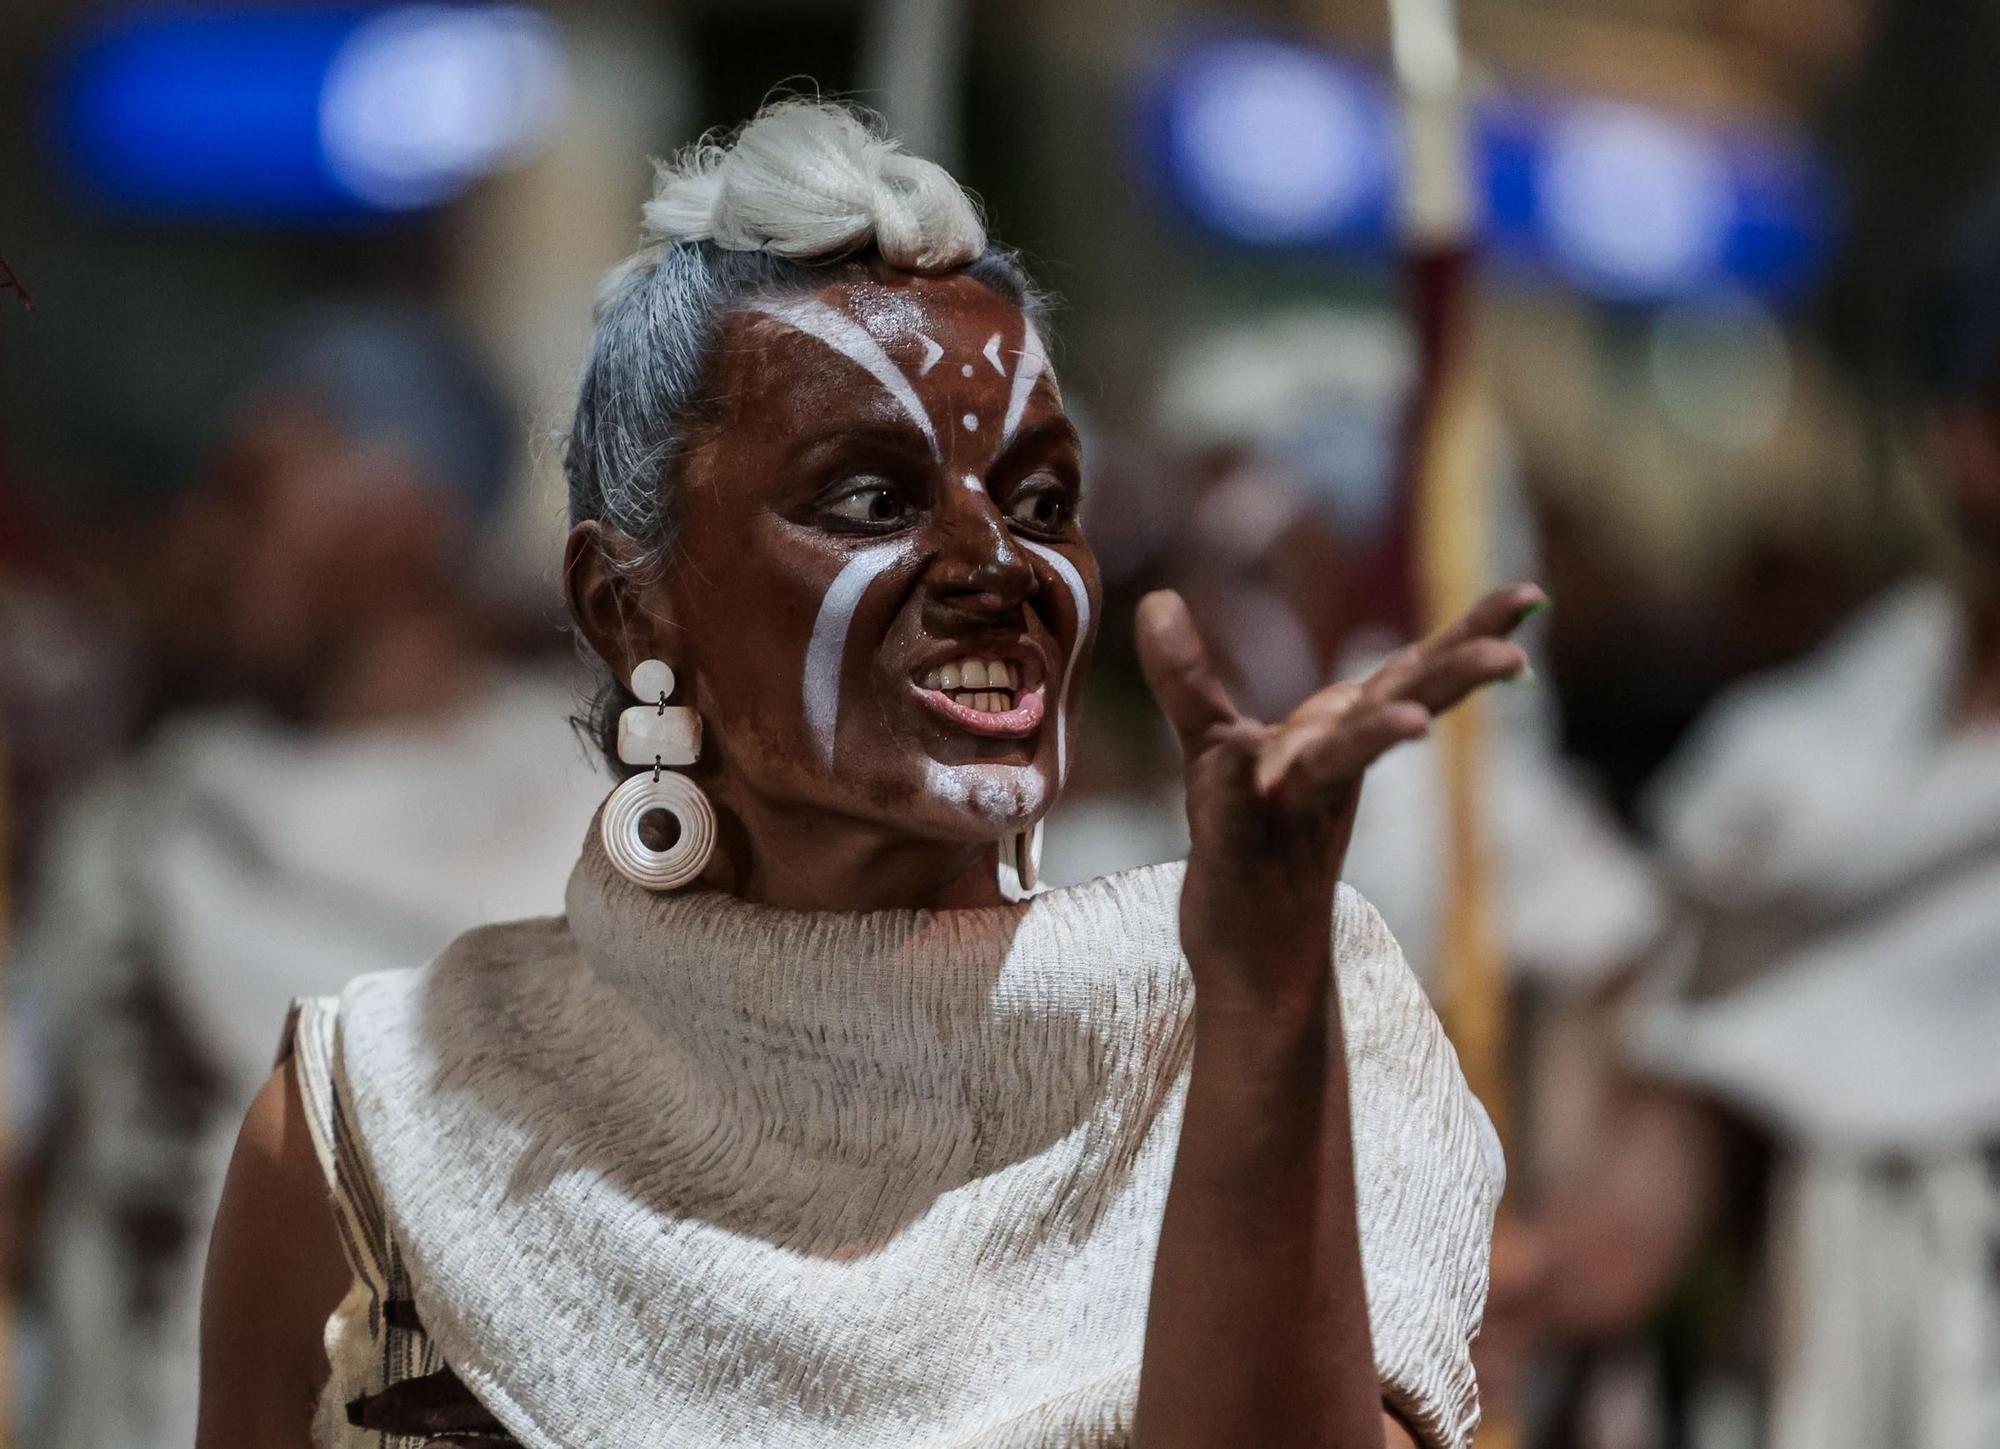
left=1135, top=590, right=1241, bottom=758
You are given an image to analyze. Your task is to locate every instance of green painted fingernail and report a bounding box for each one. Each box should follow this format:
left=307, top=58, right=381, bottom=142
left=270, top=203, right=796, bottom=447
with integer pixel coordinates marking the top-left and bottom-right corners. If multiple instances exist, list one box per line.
left=1521, top=597, right=1552, bottom=620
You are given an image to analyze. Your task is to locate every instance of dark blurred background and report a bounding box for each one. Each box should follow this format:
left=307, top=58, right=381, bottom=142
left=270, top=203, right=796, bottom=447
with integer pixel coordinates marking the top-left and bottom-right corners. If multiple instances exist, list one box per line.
left=5, top=3, right=2000, bottom=1448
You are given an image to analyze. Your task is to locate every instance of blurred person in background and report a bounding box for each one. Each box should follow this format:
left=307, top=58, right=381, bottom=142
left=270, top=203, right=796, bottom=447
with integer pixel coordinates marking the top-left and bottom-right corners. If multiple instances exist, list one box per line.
left=1076, top=305, right=1662, bottom=1015
left=7, top=302, right=603, bottom=1449
left=1495, top=185, right=2000, bottom=1449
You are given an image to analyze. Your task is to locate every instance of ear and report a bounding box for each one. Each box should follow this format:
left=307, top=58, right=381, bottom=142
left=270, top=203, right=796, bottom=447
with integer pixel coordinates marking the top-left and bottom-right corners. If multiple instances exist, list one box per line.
left=564, top=521, right=680, bottom=689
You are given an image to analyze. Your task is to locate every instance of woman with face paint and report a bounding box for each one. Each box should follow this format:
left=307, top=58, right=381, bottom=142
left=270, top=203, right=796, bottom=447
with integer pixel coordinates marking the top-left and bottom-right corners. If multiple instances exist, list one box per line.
left=197, top=101, right=1540, bottom=1449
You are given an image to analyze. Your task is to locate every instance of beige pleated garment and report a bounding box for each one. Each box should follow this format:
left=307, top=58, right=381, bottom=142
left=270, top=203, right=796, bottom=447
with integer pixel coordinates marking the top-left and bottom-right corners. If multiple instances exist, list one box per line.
left=293, top=829, right=1502, bottom=1448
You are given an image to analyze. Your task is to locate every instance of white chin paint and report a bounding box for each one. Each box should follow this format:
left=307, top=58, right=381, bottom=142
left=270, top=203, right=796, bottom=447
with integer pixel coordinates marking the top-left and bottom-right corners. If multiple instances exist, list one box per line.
left=923, top=760, right=1047, bottom=827
left=1017, top=538, right=1092, bottom=786
left=803, top=543, right=907, bottom=770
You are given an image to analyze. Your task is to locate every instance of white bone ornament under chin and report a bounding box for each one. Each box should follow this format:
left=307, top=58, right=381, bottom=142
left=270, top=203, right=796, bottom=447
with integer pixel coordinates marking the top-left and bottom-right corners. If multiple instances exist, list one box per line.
left=999, top=817, right=1044, bottom=898
left=600, top=658, right=718, bottom=891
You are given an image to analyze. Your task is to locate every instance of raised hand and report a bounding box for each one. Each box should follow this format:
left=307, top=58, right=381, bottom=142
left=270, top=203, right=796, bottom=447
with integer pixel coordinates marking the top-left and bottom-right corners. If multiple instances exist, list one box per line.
left=1135, top=581, right=1544, bottom=1012
left=1131, top=579, right=1544, bottom=1449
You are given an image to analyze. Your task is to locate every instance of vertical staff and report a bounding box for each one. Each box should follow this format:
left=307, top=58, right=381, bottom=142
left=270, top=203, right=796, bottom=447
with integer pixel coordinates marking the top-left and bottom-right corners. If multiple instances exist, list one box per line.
left=1385, top=6, right=1516, bottom=1444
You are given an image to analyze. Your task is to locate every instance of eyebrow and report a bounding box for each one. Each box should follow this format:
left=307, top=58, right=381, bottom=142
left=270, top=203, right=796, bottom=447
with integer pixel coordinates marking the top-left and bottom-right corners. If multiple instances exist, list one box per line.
left=781, top=418, right=940, bottom=474
left=989, top=413, right=1083, bottom=474
left=747, top=297, right=941, bottom=458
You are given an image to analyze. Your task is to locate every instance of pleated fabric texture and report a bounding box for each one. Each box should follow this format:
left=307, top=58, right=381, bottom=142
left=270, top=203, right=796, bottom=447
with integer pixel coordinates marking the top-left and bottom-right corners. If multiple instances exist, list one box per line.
left=310, top=830, right=1502, bottom=1448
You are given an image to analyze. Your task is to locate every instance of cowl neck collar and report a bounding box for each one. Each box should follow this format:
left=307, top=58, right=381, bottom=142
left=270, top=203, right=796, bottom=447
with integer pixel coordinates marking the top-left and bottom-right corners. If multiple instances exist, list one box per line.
left=543, top=830, right=1192, bottom=1245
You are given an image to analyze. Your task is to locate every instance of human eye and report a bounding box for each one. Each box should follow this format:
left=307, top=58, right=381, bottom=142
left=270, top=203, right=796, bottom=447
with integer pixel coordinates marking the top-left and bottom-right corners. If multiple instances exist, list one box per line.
left=819, top=475, right=914, bottom=530
left=1002, top=470, right=1076, bottom=535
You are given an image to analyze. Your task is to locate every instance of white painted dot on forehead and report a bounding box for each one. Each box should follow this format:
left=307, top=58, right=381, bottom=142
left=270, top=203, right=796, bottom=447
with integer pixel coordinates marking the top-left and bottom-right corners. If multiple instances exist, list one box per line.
left=747, top=298, right=939, bottom=458
left=960, top=363, right=974, bottom=378
left=961, top=413, right=979, bottom=432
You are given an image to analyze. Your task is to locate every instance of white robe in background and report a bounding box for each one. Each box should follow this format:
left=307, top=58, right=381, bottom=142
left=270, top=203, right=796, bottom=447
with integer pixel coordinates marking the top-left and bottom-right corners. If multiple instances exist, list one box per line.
left=1631, top=580, right=2000, bottom=1449
left=12, top=671, right=606, bottom=1449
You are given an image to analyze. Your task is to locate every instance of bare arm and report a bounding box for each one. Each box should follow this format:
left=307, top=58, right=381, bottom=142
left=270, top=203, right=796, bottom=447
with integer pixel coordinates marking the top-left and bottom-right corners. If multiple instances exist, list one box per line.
left=196, top=1060, right=351, bottom=1449
left=1134, top=585, right=1540, bottom=1448
left=1143, top=985, right=1390, bottom=1445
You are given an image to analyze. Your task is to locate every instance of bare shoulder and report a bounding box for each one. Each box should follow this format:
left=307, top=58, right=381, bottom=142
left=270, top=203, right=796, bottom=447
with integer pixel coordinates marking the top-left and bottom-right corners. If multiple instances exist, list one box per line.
left=197, top=1059, right=352, bottom=1449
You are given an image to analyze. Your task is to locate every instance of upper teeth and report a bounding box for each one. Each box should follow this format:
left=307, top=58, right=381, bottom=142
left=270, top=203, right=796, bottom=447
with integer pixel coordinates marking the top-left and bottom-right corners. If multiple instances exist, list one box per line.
left=924, top=658, right=1019, bottom=691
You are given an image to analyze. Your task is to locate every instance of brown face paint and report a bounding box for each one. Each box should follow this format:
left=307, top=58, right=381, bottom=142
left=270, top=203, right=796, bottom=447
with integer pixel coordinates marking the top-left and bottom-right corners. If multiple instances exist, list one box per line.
left=651, top=269, right=1100, bottom=855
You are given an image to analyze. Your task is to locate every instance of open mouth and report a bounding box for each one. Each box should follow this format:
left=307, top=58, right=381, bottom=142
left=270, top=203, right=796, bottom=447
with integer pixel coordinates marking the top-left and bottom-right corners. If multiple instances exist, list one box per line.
left=910, top=651, right=1047, bottom=738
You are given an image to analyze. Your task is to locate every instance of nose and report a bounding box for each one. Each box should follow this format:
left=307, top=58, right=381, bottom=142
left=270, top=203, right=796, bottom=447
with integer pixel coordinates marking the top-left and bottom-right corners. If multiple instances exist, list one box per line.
left=927, top=487, right=1037, bottom=615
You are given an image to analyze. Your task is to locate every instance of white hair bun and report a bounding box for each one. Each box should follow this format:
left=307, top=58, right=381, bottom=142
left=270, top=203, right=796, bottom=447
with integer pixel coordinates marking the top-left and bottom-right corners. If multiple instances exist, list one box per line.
left=642, top=100, right=986, bottom=273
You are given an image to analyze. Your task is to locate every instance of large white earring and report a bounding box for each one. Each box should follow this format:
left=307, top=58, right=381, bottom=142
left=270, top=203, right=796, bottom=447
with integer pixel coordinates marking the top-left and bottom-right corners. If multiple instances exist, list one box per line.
left=998, top=820, right=1043, bottom=899
left=600, top=659, right=717, bottom=891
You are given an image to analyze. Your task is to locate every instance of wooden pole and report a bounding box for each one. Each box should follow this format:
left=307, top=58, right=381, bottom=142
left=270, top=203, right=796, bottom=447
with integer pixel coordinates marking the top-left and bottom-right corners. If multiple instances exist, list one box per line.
left=1386, top=5, right=1517, bottom=1445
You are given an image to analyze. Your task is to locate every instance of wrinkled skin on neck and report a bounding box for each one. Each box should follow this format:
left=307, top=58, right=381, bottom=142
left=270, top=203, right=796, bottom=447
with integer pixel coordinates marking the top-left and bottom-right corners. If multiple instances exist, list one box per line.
left=568, top=269, right=1099, bottom=910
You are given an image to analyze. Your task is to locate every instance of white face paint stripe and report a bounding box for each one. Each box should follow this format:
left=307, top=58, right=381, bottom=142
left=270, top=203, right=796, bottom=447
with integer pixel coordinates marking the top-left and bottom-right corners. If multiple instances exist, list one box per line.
left=1018, top=538, right=1091, bottom=784
left=749, top=299, right=938, bottom=456
left=1000, top=322, right=1049, bottom=443
left=982, top=332, right=1006, bottom=374
left=917, top=335, right=944, bottom=375
left=803, top=542, right=906, bottom=770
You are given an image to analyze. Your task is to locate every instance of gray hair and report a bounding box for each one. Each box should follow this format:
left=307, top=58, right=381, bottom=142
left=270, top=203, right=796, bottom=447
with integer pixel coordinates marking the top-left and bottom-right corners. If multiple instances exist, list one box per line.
left=564, top=99, right=1046, bottom=768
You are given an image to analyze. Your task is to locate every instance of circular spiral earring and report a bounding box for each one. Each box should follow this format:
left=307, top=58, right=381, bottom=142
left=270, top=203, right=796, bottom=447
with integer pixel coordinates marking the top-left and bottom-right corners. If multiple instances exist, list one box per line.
left=599, top=658, right=718, bottom=891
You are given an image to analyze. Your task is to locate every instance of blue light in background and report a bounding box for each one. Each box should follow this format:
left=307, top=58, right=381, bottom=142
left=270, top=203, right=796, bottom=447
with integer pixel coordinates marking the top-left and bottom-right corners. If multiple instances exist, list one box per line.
left=1159, top=40, right=1397, bottom=248
left=1145, top=35, right=1837, bottom=303
left=52, top=5, right=568, bottom=223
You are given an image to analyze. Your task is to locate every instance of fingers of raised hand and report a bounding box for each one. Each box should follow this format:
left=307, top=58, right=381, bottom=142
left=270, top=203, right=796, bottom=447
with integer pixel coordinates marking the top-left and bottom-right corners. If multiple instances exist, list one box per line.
left=1420, top=581, right=1548, bottom=657
left=1351, top=581, right=1542, bottom=713
left=1252, top=698, right=1432, bottom=806
left=1254, top=583, right=1544, bottom=808
left=1301, top=632, right=1524, bottom=734
left=1389, top=636, right=1529, bottom=714
left=1135, top=590, right=1241, bottom=755
left=1256, top=682, right=1362, bottom=790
